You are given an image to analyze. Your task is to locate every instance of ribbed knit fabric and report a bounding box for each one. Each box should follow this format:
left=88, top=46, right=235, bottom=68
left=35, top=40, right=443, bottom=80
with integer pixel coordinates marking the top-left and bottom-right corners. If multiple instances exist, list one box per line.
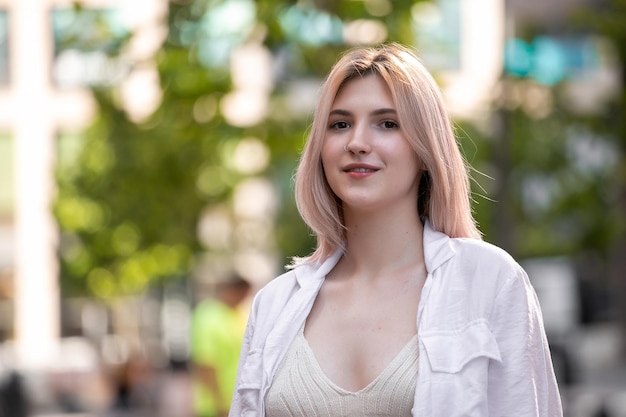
left=265, top=327, right=418, bottom=417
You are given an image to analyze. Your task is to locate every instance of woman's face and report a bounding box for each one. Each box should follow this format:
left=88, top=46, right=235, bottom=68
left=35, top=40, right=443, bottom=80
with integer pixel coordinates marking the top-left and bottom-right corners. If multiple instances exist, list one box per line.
left=321, top=74, right=422, bottom=214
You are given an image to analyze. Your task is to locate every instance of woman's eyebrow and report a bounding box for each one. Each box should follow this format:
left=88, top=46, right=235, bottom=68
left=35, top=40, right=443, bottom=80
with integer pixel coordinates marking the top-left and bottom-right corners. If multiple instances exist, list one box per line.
left=328, top=109, right=351, bottom=117
left=371, top=108, right=397, bottom=116
left=328, top=108, right=397, bottom=116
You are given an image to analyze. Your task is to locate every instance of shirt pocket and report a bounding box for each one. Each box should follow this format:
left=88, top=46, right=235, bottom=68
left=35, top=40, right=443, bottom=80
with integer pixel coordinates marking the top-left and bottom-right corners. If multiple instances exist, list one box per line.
left=236, top=348, right=262, bottom=412
left=421, top=320, right=502, bottom=373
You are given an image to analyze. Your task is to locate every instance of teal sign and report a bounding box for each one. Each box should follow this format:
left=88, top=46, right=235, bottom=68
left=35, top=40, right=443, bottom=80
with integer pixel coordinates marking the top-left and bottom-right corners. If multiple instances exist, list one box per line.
left=504, top=36, right=598, bottom=86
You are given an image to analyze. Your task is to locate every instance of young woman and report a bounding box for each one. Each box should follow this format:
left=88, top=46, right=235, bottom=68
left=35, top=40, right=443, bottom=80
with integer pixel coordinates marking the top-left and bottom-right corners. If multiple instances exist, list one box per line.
left=229, top=43, right=563, bottom=417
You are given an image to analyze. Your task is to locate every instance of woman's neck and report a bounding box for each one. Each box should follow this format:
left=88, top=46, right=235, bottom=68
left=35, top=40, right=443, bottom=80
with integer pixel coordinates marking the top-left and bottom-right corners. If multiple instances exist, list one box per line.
left=341, top=205, right=425, bottom=280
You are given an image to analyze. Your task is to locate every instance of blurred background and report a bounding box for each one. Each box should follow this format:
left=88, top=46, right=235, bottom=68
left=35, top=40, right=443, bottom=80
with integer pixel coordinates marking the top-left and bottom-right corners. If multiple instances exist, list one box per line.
left=0, top=0, right=625, bottom=416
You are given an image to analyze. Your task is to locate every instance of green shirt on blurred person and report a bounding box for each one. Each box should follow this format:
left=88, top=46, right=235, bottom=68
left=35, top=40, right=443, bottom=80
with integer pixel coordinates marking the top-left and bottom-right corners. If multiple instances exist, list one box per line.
left=190, top=277, right=250, bottom=417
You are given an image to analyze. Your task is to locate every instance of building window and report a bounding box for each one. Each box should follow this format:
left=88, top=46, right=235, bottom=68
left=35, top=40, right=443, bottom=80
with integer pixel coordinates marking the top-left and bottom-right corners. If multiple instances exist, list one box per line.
left=0, top=10, right=9, bottom=85
left=0, top=134, right=14, bottom=216
left=412, top=0, right=461, bottom=71
left=51, top=7, right=130, bottom=88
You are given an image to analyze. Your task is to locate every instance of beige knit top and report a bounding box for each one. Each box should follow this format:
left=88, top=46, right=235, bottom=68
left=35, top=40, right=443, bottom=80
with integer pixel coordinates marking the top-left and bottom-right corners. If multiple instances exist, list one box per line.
left=265, top=326, right=418, bottom=417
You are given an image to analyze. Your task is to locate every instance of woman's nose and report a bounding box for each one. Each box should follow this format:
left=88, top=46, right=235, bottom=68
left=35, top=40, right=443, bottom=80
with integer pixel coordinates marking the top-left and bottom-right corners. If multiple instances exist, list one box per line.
left=345, top=124, right=372, bottom=154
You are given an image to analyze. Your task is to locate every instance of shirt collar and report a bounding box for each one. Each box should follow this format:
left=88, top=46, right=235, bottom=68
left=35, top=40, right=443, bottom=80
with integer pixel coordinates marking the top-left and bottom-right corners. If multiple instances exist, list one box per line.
left=293, top=249, right=343, bottom=289
left=293, top=218, right=456, bottom=285
left=423, top=219, right=456, bottom=273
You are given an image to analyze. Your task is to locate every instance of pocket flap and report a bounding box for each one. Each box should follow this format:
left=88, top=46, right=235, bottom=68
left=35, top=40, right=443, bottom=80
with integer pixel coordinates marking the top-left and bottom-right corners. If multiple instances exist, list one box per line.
left=421, top=320, right=502, bottom=373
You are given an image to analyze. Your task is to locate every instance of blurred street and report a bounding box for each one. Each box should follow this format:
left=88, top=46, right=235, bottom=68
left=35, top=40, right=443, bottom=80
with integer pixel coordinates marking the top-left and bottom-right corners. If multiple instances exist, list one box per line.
left=3, top=347, right=626, bottom=417
left=2, top=317, right=626, bottom=417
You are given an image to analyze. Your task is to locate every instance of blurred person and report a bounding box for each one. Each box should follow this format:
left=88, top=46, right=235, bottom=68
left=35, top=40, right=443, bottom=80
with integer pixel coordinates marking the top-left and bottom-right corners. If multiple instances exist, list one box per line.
left=191, top=275, right=251, bottom=417
left=229, top=43, right=563, bottom=416
left=110, top=351, right=153, bottom=413
left=0, top=370, right=29, bottom=417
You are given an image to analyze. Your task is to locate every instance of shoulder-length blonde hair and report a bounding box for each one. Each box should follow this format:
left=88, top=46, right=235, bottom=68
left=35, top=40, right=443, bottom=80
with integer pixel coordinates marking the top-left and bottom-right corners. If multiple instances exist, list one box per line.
left=293, top=43, right=481, bottom=266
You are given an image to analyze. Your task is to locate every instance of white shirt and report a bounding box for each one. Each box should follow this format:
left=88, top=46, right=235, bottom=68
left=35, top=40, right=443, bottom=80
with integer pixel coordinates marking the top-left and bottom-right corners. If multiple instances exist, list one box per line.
left=229, top=221, right=563, bottom=417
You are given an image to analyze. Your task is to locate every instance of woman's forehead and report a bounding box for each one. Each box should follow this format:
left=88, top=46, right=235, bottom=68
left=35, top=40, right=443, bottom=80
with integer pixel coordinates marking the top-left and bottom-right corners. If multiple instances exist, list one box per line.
left=331, top=74, right=393, bottom=107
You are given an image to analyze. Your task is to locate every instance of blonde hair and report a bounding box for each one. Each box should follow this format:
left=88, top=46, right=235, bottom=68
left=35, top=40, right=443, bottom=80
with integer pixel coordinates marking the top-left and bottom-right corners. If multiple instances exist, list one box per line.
left=293, top=43, right=481, bottom=266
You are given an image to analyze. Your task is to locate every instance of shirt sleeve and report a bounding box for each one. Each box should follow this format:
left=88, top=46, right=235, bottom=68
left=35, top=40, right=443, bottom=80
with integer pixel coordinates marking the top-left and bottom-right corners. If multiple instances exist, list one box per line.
left=229, top=293, right=259, bottom=417
left=487, top=264, right=564, bottom=416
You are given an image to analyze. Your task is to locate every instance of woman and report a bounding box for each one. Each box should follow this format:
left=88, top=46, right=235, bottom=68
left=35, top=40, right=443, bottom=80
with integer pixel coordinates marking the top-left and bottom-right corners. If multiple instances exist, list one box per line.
left=229, top=43, right=563, bottom=417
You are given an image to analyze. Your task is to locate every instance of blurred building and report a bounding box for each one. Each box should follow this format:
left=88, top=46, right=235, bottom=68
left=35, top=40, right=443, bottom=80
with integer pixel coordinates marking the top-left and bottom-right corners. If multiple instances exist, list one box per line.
left=0, top=0, right=168, bottom=415
left=0, top=0, right=166, bottom=366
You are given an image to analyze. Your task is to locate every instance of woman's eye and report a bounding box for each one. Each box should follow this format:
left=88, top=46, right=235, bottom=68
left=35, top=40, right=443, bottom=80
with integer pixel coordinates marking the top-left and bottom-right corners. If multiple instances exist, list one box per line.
left=331, top=121, right=349, bottom=129
left=381, top=120, right=398, bottom=129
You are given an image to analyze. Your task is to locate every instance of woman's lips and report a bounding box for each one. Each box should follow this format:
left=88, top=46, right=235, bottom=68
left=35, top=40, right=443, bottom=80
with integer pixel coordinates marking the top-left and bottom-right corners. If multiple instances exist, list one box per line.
left=343, top=164, right=379, bottom=178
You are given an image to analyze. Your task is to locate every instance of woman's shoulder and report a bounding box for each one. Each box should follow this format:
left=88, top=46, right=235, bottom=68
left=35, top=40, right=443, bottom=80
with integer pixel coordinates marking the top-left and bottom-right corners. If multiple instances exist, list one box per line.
left=255, top=269, right=299, bottom=302
left=424, top=220, right=522, bottom=279
left=445, top=237, right=527, bottom=290
left=452, top=237, right=521, bottom=269
left=431, top=238, right=533, bottom=318
left=251, top=261, right=319, bottom=304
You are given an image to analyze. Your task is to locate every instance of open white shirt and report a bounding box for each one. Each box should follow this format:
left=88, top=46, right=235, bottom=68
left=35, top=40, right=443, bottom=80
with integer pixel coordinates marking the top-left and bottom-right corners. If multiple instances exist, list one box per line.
left=229, top=220, right=563, bottom=417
